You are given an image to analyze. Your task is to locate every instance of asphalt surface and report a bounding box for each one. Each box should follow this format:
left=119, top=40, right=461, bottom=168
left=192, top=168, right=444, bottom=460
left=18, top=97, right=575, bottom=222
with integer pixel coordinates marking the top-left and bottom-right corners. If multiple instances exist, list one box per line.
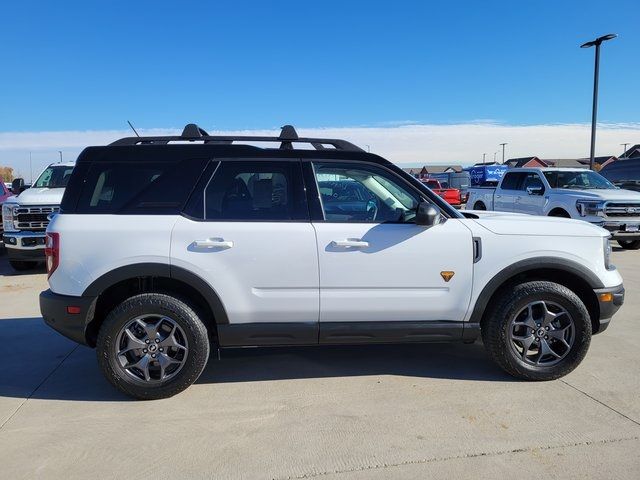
left=0, top=246, right=639, bottom=479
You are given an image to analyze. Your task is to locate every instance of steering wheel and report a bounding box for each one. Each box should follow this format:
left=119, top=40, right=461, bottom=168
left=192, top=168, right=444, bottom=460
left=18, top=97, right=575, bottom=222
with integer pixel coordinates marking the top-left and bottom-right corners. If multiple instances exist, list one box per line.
left=366, top=199, right=378, bottom=221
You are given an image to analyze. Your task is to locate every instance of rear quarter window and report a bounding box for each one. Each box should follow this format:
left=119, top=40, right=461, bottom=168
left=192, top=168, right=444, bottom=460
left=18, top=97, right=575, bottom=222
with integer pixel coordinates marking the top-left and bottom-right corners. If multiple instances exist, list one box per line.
left=74, top=157, right=208, bottom=214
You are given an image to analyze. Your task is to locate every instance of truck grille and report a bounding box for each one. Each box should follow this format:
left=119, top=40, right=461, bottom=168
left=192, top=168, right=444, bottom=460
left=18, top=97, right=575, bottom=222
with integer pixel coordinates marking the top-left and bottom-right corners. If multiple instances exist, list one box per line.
left=14, top=206, right=59, bottom=230
left=604, top=203, right=640, bottom=218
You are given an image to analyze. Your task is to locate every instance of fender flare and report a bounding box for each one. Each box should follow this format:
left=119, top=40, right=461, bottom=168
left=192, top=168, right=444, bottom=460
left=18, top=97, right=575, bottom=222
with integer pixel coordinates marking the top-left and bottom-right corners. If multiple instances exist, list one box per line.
left=83, top=263, right=229, bottom=324
left=468, top=257, right=603, bottom=325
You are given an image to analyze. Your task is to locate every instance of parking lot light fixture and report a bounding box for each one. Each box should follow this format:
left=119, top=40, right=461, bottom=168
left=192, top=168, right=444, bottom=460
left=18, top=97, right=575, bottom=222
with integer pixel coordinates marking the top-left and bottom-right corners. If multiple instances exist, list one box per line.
left=581, top=34, right=617, bottom=171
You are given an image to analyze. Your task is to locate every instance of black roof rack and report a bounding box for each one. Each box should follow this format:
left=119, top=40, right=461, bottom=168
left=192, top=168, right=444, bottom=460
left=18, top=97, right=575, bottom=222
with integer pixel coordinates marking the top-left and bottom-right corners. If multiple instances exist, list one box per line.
left=109, top=124, right=365, bottom=152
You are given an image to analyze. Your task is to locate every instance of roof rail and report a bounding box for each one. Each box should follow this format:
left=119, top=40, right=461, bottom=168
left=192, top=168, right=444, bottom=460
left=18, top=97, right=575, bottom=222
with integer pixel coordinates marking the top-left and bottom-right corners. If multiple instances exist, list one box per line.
left=109, top=123, right=365, bottom=152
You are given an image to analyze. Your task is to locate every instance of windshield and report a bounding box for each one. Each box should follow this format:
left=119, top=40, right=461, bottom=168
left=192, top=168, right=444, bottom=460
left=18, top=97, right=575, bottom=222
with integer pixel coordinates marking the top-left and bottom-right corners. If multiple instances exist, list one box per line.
left=33, top=165, right=74, bottom=188
left=543, top=170, right=615, bottom=190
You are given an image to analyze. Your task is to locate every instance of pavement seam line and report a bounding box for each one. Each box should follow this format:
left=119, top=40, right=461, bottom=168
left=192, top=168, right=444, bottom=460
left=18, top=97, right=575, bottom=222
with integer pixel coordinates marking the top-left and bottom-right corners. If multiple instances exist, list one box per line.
left=277, top=436, right=640, bottom=480
left=0, top=344, right=79, bottom=432
left=560, top=379, right=640, bottom=427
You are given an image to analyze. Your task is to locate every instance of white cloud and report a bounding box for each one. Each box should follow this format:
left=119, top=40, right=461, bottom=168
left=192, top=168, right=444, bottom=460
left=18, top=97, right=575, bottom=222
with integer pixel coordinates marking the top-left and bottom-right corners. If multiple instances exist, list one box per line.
left=1, top=122, right=639, bottom=178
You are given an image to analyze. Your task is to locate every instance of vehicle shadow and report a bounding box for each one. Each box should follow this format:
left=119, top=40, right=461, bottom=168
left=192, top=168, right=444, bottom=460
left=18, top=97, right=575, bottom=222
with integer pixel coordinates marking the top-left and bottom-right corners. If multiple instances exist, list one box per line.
left=0, top=316, right=514, bottom=402
left=0, top=245, right=46, bottom=277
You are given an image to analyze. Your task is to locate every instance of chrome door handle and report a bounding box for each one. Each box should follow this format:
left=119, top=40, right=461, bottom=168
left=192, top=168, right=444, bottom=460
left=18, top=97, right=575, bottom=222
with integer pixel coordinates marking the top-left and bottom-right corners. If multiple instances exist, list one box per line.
left=332, top=239, right=369, bottom=248
left=194, top=238, right=234, bottom=249
left=495, top=195, right=502, bottom=198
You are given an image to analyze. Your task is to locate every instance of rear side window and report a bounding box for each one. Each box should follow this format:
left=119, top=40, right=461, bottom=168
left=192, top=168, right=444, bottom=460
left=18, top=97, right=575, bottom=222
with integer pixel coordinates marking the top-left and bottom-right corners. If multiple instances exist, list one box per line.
left=201, top=160, right=307, bottom=221
left=501, top=172, right=525, bottom=190
left=75, top=158, right=208, bottom=214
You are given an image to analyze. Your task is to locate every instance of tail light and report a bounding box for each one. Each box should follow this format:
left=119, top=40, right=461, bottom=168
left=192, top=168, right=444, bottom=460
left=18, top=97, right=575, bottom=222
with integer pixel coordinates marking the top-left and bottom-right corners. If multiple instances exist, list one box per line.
left=45, top=232, right=60, bottom=279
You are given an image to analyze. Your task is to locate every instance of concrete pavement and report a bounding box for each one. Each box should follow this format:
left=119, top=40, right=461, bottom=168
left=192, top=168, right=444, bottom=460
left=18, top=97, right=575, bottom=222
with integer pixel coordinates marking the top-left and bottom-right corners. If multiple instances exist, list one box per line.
left=0, top=247, right=638, bottom=479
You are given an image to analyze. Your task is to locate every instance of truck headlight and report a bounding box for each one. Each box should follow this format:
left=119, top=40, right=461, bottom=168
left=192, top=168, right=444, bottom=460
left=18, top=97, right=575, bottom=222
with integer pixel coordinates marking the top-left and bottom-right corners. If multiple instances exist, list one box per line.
left=576, top=200, right=605, bottom=217
left=2, top=203, right=17, bottom=232
left=604, top=237, right=613, bottom=270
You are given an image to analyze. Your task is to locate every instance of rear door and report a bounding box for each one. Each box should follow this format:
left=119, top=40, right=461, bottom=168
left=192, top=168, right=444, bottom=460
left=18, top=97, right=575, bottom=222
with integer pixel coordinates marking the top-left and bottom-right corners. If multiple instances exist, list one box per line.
left=171, top=159, right=319, bottom=345
left=494, top=171, right=526, bottom=212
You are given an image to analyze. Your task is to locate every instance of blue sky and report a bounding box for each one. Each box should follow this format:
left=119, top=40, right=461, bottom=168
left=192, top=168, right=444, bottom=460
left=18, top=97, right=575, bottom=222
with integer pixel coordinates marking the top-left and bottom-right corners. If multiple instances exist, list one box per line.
left=0, top=0, right=638, bottom=133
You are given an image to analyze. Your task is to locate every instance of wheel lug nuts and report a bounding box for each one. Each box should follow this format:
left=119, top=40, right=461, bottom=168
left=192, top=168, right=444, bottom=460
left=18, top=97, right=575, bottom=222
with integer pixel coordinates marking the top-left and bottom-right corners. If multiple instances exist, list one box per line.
left=545, top=336, right=549, bottom=339
left=151, top=353, right=156, bottom=358
left=143, top=349, right=147, bottom=353
left=545, top=326, right=549, bottom=330
left=145, top=339, right=150, bottom=344
left=159, top=348, right=163, bottom=352
left=155, top=339, right=160, bottom=343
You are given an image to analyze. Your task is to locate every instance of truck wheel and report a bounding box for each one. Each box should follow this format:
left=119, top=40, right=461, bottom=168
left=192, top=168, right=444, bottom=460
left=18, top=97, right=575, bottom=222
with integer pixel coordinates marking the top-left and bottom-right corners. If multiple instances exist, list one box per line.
left=9, top=260, right=39, bottom=271
left=481, top=281, right=591, bottom=381
left=97, top=293, right=210, bottom=400
left=617, top=239, right=640, bottom=250
left=549, top=209, right=570, bottom=218
left=474, top=202, right=486, bottom=210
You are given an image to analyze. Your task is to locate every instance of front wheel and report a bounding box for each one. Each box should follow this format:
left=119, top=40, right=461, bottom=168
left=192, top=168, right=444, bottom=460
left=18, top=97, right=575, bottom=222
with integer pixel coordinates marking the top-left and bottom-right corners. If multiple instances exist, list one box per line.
left=97, top=293, right=210, bottom=400
left=481, top=281, right=591, bottom=381
left=617, top=239, right=640, bottom=250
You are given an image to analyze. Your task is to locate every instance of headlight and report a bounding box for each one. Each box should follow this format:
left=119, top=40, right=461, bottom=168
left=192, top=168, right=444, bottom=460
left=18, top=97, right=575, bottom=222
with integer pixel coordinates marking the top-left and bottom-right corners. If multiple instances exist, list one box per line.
left=2, top=203, right=17, bottom=232
left=604, top=237, right=613, bottom=270
left=576, top=200, right=605, bottom=217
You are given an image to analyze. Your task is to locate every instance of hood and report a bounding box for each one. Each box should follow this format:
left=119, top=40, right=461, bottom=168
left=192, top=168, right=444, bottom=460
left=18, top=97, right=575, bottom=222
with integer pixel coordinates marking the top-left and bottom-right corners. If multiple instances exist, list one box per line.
left=471, top=213, right=608, bottom=237
left=13, top=187, right=65, bottom=205
left=552, top=187, right=640, bottom=202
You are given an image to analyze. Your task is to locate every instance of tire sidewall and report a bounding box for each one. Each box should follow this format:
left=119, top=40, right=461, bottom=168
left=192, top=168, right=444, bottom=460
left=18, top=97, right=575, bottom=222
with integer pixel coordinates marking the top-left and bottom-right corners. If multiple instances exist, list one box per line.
left=97, top=294, right=210, bottom=399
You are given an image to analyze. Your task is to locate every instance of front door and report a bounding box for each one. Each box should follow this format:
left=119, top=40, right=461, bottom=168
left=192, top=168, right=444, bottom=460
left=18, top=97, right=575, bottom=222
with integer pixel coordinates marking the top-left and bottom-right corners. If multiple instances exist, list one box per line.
left=171, top=159, right=319, bottom=345
left=308, top=161, right=474, bottom=343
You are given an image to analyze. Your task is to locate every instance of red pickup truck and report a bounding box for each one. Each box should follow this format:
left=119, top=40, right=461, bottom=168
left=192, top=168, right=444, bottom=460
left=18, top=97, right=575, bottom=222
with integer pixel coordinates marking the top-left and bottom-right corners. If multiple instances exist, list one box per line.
left=424, top=179, right=462, bottom=207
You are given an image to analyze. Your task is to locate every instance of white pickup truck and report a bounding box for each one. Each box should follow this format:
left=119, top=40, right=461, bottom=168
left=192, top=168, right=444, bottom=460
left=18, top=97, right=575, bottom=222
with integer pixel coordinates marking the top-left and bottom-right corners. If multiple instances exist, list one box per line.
left=467, top=168, right=640, bottom=250
left=2, top=162, right=75, bottom=270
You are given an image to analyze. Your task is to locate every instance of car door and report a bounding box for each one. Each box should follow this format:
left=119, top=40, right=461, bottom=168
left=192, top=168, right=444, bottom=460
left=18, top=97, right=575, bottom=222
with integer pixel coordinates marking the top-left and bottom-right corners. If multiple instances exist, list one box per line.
left=518, top=172, right=547, bottom=214
left=171, top=159, right=319, bottom=345
left=307, top=160, right=474, bottom=343
left=494, top=171, right=526, bottom=212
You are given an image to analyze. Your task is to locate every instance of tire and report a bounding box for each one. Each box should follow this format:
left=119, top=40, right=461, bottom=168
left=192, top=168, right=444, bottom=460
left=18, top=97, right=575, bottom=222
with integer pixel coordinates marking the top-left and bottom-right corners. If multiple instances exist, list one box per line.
left=617, top=239, right=640, bottom=250
left=97, top=293, right=210, bottom=400
left=549, top=209, right=570, bottom=218
left=9, top=260, right=39, bottom=271
left=474, top=202, right=486, bottom=210
left=481, top=281, right=591, bottom=381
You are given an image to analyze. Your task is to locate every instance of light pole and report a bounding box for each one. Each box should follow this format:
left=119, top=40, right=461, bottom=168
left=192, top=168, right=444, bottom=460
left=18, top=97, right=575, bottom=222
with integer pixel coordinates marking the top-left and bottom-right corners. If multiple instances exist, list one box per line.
left=482, top=153, right=487, bottom=163
left=621, top=143, right=630, bottom=157
left=365, top=144, right=370, bottom=153
left=58, top=151, right=63, bottom=163
left=581, top=33, right=617, bottom=170
left=29, top=152, right=33, bottom=183
left=499, top=143, right=507, bottom=164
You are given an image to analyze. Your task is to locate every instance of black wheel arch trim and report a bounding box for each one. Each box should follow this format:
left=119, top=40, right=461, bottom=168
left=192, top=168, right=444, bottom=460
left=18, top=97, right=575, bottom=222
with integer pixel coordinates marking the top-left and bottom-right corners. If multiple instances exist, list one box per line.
left=468, top=256, right=604, bottom=325
left=82, top=262, right=230, bottom=325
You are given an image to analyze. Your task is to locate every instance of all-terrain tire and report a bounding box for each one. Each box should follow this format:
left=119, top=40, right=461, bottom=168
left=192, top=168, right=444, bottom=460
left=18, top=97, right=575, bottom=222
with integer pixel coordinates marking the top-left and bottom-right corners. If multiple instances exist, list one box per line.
left=481, top=281, right=591, bottom=381
left=474, top=202, right=486, bottom=210
left=97, top=293, right=210, bottom=400
left=617, top=239, right=640, bottom=250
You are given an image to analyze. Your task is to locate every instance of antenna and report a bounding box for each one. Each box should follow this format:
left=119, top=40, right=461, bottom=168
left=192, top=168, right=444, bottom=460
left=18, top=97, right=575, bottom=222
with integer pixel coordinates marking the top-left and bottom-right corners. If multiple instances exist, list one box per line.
left=127, top=120, right=140, bottom=137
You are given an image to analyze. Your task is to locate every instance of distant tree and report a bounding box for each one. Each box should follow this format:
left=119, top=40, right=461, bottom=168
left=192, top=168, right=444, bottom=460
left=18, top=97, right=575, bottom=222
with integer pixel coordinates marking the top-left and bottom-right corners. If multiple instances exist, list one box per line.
left=0, top=166, right=15, bottom=182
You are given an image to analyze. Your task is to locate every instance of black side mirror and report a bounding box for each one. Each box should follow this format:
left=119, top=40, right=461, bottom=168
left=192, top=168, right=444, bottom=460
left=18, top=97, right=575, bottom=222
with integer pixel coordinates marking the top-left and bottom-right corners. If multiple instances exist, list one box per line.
left=415, top=202, right=442, bottom=226
left=11, top=178, right=24, bottom=195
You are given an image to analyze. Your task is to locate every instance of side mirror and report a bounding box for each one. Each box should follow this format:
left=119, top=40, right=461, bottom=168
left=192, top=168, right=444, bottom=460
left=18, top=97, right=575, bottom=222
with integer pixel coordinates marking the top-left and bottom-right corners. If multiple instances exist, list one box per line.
left=526, top=186, right=543, bottom=195
left=415, top=202, right=442, bottom=227
left=11, top=178, right=24, bottom=195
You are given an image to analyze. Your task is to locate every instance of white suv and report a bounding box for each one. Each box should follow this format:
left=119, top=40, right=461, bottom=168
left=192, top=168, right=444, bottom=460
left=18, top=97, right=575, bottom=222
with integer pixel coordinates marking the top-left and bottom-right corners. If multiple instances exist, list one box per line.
left=40, top=125, right=625, bottom=399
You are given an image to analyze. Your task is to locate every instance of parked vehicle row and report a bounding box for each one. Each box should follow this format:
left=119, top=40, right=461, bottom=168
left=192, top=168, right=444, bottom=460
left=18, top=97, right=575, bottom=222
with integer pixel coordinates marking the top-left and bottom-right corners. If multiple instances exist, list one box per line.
left=466, top=167, right=640, bottom=249
left=423, top=179, right=462, bottom=207
left=40, top=124, right=624, bottom=400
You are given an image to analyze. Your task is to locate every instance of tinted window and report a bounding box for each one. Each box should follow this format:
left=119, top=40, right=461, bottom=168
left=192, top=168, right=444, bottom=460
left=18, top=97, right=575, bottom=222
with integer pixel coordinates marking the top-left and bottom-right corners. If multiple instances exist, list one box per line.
left=501, top=172, right=526, bottom=190
left=521, top=173, right=544, bottom=191
left=76, top=158, right=207, bottom=214
left=34, top=165, right=75, bottom=188
left=203, top=161, right=307, bottom=221
left=314, top=162, right=420, bottom=223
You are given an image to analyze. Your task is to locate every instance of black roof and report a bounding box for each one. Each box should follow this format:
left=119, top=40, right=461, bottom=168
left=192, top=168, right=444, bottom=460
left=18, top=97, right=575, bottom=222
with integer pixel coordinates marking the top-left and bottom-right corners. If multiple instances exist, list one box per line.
left=110, top=123, right=364, bottom=152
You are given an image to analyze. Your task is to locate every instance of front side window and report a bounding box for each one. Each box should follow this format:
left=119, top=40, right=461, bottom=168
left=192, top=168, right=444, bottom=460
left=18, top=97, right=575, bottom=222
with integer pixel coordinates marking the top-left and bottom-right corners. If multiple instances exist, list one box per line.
left=520, top=173, right=545, bottom=192
left=313, top=162, right=420, bottom=223
left=34, top=166, right=74, bottom=188
left=203, top=161, right=307, bottom=221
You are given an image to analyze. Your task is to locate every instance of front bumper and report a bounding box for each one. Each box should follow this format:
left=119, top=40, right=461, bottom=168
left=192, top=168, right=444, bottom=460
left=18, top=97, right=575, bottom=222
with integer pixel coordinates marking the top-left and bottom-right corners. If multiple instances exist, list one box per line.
left=591, top=220, right=640, bottom=239
left=3, top=231, right=46, bottom=259
left=40, top=289, right=97, bottom=346
left=593, top=284, right=625, bottom=334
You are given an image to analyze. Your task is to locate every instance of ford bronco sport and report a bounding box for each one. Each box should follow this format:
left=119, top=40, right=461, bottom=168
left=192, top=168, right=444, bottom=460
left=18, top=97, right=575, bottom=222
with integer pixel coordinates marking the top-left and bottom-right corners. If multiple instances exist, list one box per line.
left=40, top=124, right=624, bottom=399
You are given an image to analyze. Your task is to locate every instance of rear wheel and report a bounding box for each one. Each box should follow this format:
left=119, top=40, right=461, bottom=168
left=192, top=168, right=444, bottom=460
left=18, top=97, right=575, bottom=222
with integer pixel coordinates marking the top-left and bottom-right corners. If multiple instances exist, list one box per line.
left=482, top=281, right=591, bottom=381
left=474, top=202, right=486, bottom=210
left=97, top=293, right=210, bottom=400
left=9, top=260, right=39, bottom=271
left=617, top=239, right=640, bottom=250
